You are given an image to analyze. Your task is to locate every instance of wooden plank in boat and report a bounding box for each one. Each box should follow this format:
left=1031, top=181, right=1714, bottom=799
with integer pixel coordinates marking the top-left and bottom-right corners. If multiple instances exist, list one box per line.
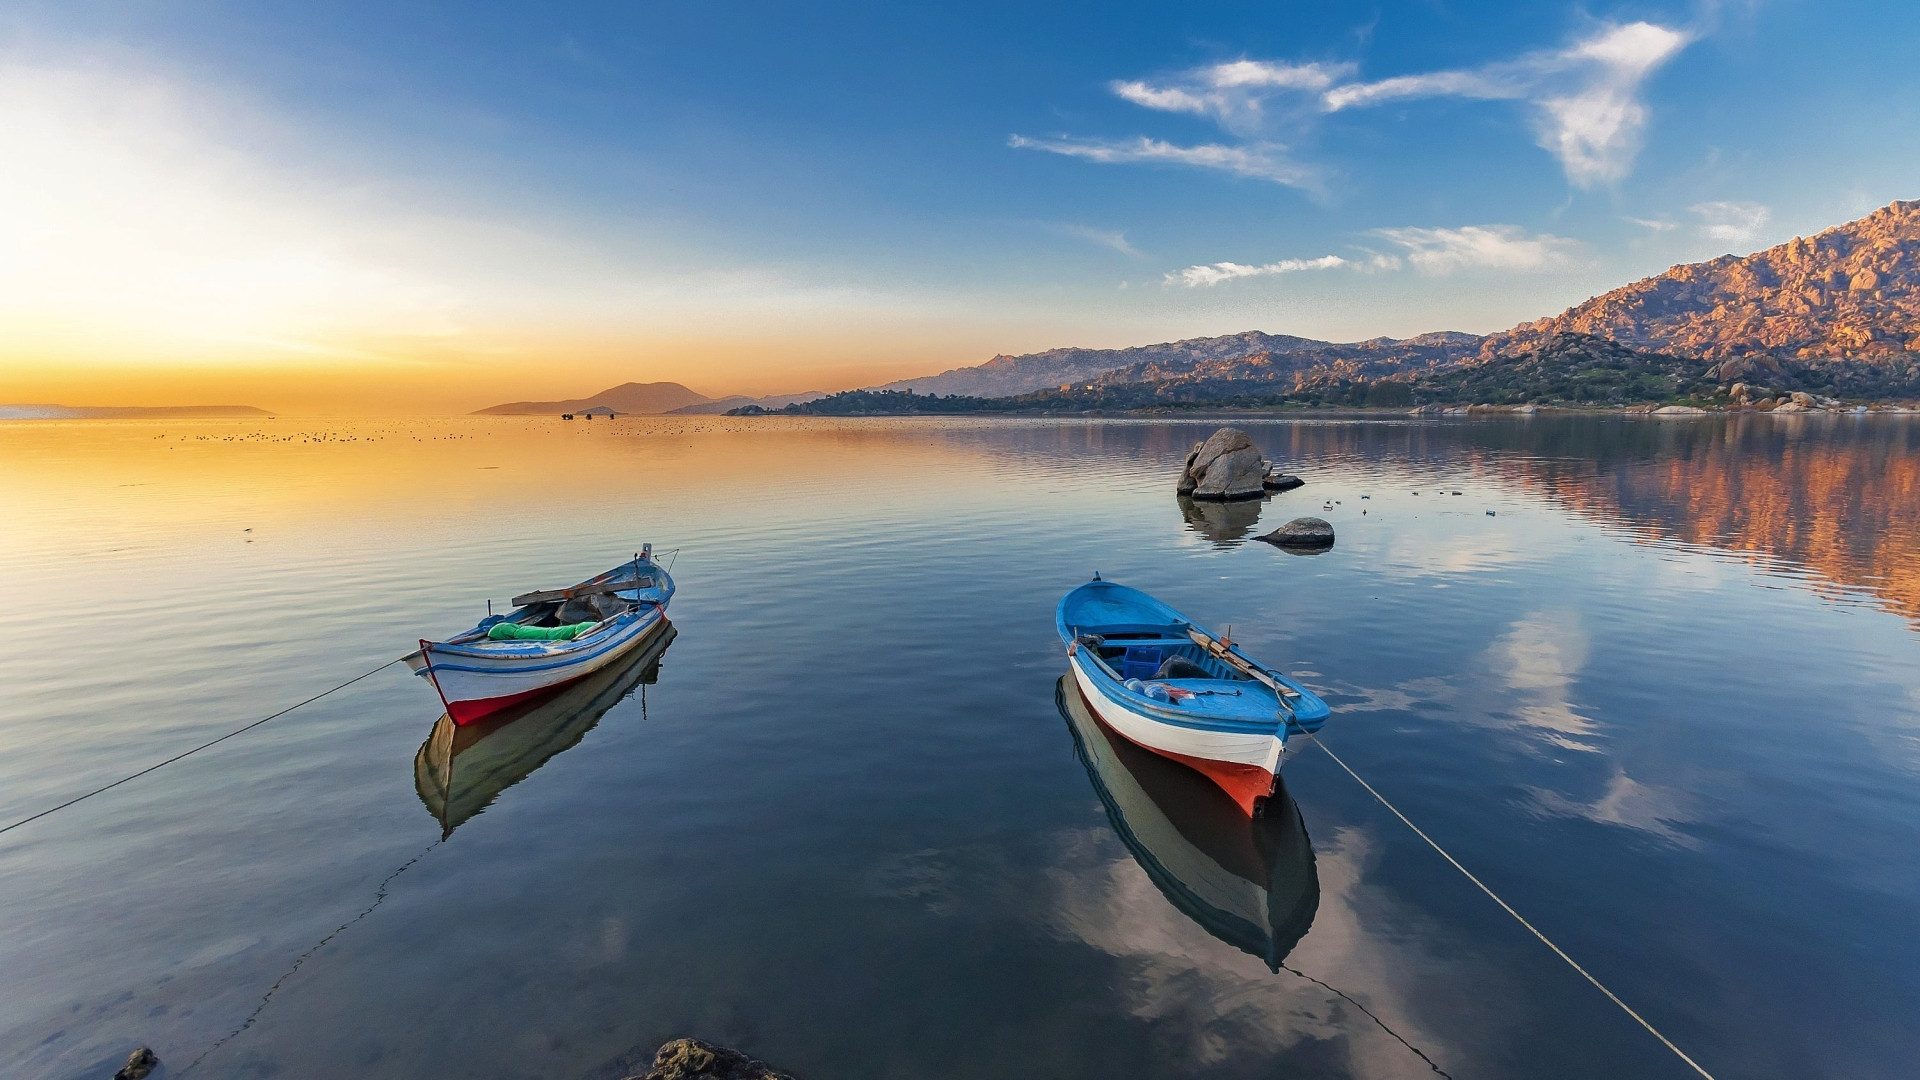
left=511, top=576, right=654, bottom=607
left=1185, top=628, right=1300, bottom=701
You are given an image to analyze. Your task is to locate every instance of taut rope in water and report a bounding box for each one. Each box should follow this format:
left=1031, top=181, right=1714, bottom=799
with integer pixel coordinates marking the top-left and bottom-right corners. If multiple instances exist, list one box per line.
left=0, top=659, right=401, bottom=838
left=1311, top=737, right=1719, bottom=1080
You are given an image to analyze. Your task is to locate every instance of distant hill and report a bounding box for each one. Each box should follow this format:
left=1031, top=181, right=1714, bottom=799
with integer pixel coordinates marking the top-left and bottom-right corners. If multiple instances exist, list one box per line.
left=1486, top=199, right=1920, bottom=365
left=868, top=331, right=1380, bottom=398
left=0, top=404, right=272, bottom=420
left=474, top=381, right=711, bottom=415
left=666, top=391, right=828, bottom=415
left=1086, top=331, right=1483, bottom=389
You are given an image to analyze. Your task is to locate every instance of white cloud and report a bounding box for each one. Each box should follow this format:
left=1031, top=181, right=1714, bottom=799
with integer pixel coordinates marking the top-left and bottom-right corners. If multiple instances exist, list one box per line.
left=1325, top=21, right=1693, bottom=186
left=1008, top=134, right=1310, bottom=186
left=1166, top=254, right=1346, bottom=287
left=1374, top=224, right=1579, bottom=274
left=1058, top=224, right=1140, bottom=257
left=1690, top=200, right=1772, bottom=246
left=1026, top=21, right=1691, bottom=191
left=1111, top=60, right=1355, bottom=131
left=1625, top=216, right=1678, bottom=231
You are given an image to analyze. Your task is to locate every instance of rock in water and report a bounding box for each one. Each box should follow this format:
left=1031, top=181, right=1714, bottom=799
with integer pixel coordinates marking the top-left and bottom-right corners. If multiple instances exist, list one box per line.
left=627, top=1038, right=798, bottom=1080
left=1257, top=517, right=1335, bottom=551
left=1193, top=445, right=1267, bottom=499
left=113, top=1048, right=158, bottom=1080
left=1180, top=428, right=1270, bottom=500
left=1176, top=447, right=1202, bottom=495
left=1264, top=472, right=1304, bottom=492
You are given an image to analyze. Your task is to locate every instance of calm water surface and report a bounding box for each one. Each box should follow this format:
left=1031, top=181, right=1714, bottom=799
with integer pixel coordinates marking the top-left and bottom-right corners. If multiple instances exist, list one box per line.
left=2, top=415, right=1918, bottom=1080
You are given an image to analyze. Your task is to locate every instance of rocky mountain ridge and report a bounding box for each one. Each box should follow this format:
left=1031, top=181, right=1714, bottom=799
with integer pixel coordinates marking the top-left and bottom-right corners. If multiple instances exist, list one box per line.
left=870, top=331, right=1483, bottom=398
left=1485, top=200, right=1920, bottom=364
left=860, top=199, right=1920, bottom=401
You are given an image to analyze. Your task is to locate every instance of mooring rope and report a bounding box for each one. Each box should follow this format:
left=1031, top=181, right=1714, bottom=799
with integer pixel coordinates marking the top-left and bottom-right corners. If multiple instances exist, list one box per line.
left=1279, top=961, right=1454, bottom=1079
left=182, top=836, right=444, bottom=1073
left=0, top=658, right=401, bottom=838
left=1311, top=737, right=1718, bottom=1080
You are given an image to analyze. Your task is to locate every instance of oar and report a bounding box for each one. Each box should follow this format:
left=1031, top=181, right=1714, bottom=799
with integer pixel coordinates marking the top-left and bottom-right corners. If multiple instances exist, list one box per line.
left=1185, top=627, right=1299, bottom=714
left=510, top=578, right=654, bottom=607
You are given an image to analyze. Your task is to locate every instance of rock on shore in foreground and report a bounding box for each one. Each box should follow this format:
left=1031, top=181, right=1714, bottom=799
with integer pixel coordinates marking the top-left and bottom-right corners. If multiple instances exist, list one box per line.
left=626, top=1038, right=798, bottom=1080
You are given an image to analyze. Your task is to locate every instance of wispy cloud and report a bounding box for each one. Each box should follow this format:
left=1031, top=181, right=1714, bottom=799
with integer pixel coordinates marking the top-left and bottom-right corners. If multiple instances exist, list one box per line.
left=1690, top=200, right=1771, bottom=246
left=1007, top=134, right=1310, bottom=186
left=1111, top=60, right=1355, bottom=132
left=1057, top=224, right=1140, bottom=256
left=1374, top=225, right=1580, bottom=273
left=1625, top=216, right=1678, bottom=231
left=1023, top=20, right=1693, bottom=190
left=1165, top=254, right=1347, bottom=287
left=1326, top=21, right=1693, bottom=186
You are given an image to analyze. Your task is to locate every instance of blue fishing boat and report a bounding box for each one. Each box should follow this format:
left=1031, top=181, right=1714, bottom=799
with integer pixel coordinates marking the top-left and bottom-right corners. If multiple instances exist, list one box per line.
left=1056, top=576, right=1329, bottom=816
left=407, top=547, right=674, bottom=724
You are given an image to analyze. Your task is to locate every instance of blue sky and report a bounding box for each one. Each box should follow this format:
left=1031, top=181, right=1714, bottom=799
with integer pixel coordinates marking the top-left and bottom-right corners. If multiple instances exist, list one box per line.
left=2, top=0, right=1917, bottom=406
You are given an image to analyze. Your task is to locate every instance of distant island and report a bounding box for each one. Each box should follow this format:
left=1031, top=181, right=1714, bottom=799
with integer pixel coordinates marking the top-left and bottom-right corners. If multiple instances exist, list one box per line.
left=474, top=381, right=824, bottom=416
left=738, top=198, right=1920, bottom=415
left=0, top=404, right=273, bottom=420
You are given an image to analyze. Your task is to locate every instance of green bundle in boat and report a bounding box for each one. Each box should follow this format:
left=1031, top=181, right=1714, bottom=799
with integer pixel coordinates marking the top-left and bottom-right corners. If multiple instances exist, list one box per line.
left=487, top=621, right=600, bottom=641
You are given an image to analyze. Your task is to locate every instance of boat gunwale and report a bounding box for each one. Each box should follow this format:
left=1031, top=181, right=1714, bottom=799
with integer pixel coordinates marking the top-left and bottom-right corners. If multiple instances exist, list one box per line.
left=1056, top=579, right=1326, bottom=732
left=423, top=608, right=667, bottom=671
left=424, top=555, right=675, bottom=658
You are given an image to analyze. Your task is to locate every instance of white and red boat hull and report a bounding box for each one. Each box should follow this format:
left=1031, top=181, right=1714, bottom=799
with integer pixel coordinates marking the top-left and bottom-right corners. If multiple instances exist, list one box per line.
left=1068, top=656, right=1287, bottom=815
left=415, top=607, right=670, bottom=725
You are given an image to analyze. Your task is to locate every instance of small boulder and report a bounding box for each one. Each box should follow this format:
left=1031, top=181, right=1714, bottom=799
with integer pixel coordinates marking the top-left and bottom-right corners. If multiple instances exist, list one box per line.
left=627, top=1038, right=797, bottom=1080
left=1263, top=472, right=1305, bottom=492
left=1256, top=517, right=1335, bottom=551
left=114, top=1048, right=158, bottom=1080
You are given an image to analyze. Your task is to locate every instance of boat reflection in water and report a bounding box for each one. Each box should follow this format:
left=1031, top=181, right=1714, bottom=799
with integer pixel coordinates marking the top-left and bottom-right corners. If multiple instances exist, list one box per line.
left=1057, top=674, right=1319, bottom=971
left=414, top=624, right=677, bottom=838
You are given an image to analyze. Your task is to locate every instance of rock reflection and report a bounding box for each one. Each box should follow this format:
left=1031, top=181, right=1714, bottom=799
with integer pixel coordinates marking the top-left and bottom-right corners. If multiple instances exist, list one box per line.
left=1178, top=494, right=1266, bottom=548
left=1057, top=675, right=1318, bottom=970
left=414, top=625, right=676, bottom=838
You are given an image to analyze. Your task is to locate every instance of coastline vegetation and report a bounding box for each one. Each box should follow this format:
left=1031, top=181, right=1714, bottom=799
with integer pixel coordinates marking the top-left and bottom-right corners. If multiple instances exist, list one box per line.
left=731, top=334, right=1920, bottom=416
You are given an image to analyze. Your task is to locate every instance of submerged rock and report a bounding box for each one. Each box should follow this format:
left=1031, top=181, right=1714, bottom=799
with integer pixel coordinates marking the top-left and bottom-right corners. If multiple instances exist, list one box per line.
left=113, top=1048, right=158, bottom=1080
left=626, top=1038, right=798, bottom=1080
left=1264, top=472, right=1305, bottom=492
left=1257, top=517, right=1335, bottom=551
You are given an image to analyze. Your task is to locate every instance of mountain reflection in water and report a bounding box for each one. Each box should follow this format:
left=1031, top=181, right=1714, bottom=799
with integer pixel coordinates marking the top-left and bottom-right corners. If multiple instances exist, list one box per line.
left=1057, top=675, right=1318, bottom=971
left=414, top=625, right=676, bottom=838
left=1251, top=415, right=1920, bottom=624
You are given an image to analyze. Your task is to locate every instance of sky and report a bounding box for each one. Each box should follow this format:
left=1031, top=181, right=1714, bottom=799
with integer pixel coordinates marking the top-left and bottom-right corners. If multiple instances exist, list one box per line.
left=1, top=1, right=1916, bottom=413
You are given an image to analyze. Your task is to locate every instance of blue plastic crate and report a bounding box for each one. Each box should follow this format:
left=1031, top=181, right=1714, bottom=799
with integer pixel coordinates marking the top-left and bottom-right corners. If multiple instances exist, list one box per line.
left=1120, top=646, right=1162, bottom=681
